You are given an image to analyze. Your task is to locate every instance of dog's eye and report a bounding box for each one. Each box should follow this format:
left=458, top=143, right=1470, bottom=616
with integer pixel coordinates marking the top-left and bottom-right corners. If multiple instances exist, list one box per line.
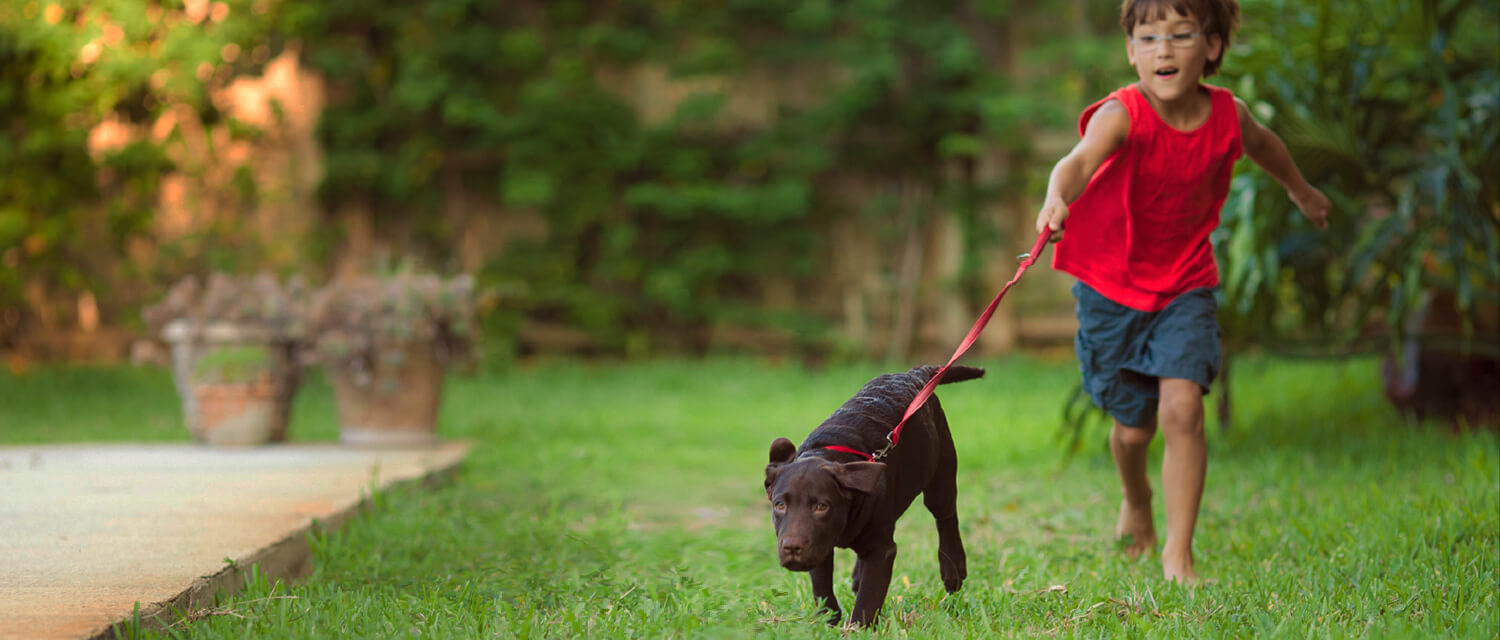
left=814, top=503, right=829, bottom=513
left=773, top=500, right=786, bottom=510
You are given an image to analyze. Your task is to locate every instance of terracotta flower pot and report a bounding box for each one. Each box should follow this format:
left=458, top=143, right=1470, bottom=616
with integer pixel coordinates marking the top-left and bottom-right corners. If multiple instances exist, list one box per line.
left=163, top=320, right=300, bottom=445
left=188, top=375, right=286, bottom=445
left=328, top=340, right=444, bottom=446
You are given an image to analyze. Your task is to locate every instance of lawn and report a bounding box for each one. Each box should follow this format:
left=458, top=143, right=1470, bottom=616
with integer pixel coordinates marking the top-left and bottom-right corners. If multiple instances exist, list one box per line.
left=2, top=355, right=1496, bottom=638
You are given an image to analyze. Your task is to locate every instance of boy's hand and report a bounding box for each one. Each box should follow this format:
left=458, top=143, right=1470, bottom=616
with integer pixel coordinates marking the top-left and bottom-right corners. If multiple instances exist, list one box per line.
left=1035, top=197, right=1069, bottom=242
left=1290, top=186, right=1331, bottom=230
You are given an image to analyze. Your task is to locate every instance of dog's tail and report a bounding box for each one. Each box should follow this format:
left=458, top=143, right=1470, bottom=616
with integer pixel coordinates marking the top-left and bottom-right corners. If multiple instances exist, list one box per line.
left=911, top=364, right=985, bottom=385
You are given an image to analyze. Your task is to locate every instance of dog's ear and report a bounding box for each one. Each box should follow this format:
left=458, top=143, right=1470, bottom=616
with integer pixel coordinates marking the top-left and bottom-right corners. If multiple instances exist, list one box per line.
left=833, top=461, right=885, bottom=495
left=765, top=437, right=797, bottom=496
left=768, top=437, right=797, bottom=464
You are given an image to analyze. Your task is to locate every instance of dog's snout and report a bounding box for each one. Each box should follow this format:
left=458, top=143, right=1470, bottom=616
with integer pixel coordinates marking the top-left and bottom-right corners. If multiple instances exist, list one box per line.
left=780, top=536, right=806, bottom=556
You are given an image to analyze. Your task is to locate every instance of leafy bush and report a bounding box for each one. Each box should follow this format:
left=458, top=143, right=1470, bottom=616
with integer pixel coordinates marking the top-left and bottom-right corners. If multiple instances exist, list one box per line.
left=1217, top=0, right=1500, bottom=352
left=0, top=1, right=281, bottom=335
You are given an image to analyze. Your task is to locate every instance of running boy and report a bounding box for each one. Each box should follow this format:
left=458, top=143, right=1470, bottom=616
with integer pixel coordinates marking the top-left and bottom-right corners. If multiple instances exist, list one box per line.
left=1034, top=0, right=1330, bottom=583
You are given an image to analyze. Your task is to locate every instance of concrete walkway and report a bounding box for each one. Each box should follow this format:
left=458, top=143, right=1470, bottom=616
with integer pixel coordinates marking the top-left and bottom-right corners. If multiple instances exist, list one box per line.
left=0, top=442, right=471, bottom=640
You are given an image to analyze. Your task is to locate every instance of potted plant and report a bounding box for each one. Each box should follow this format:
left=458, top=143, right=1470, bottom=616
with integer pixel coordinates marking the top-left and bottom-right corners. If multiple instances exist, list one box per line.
left=142, top=272, right=306, bottom=445
left=304, top=272, right=477, bottom=446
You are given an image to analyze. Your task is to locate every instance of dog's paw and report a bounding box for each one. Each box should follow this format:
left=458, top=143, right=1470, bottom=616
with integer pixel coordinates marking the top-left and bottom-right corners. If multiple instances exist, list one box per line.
left=821, top=607, right=842, bottom=627
left=939, top=550, right=966, bottom=593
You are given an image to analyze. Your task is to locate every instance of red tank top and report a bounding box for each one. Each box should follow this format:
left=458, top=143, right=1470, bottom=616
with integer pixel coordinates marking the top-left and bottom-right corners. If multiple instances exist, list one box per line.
left=1051, top=83, right=1242, bottom=311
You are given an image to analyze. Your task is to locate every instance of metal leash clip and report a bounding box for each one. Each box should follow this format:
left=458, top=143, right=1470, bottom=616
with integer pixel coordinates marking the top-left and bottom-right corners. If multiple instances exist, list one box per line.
left=870, top=432, right=896, bottom=461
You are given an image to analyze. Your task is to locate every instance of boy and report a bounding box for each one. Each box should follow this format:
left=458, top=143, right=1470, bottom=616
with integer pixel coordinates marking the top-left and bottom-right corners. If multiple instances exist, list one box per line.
left=1034, top=0, right=1330, bottom=583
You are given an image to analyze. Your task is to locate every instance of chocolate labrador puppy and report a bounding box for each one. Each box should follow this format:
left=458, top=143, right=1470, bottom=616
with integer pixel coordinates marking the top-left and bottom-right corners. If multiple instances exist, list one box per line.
left=763, top=365, right=983, bottom=627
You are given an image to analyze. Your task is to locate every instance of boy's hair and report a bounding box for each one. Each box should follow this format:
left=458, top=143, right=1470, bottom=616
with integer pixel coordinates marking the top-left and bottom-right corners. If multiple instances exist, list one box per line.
left=1120, top=0, right=1240, bottom=77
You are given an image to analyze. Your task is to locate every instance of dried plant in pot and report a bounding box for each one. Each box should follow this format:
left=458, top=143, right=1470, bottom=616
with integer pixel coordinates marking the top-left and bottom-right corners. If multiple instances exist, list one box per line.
left=304, top=272, right=477, bottom=446
left=142, top=273, right=307, bottom=445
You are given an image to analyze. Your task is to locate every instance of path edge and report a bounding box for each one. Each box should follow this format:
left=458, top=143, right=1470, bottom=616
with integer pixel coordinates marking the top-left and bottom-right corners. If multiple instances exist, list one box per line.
left=84, top=442, right=471, bottom=640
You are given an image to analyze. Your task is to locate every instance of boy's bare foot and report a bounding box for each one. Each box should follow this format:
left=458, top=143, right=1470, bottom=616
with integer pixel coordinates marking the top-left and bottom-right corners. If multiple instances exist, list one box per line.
left=1162, top=546, right=1199, bottom=584
left=1114, top=499, right=1157, bottom=559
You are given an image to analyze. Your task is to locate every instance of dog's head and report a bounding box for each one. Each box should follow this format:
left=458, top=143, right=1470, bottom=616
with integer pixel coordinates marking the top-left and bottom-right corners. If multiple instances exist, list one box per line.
left=763, top=437, right=885, bottom=571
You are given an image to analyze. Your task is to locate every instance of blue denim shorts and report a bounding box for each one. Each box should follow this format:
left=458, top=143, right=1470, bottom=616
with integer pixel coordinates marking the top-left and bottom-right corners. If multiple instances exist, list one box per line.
left=1073, top=281, right=1221, bottom=428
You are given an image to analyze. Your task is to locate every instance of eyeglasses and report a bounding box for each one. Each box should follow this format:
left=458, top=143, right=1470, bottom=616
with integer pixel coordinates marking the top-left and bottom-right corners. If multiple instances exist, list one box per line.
left=1131, top=32, right=1203, bottom=50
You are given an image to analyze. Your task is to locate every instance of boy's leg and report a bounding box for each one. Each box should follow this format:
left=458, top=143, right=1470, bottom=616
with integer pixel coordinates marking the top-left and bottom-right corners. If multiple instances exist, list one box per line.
left=1110, top=418, right=1157, bottom=558
left=1158, top=377, right=1206, bottom=584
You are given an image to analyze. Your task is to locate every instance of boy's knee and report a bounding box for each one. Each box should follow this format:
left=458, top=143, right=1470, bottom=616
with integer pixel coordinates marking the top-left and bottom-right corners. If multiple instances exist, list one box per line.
left=1157, top=379, right=1205, bottom=435
left=1112, top=422, right=1155, bottom=448
left=1158, top=401, right=1203, bottom=439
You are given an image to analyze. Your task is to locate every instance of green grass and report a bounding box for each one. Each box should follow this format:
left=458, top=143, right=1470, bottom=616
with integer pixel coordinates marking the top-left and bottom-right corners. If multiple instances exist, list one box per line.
left=3, top=355, right=1497, bottom=638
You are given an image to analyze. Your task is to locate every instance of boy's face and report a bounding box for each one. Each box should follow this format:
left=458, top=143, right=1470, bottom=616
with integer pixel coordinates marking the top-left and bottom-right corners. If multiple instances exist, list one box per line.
left=1126, top=7, right=1223, bottom=102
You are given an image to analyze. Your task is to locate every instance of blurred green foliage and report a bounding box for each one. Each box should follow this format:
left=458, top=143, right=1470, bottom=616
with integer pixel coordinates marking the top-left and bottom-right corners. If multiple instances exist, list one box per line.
left=0, top=0, right=279, bottom=328
left=2, top=0, right=1128, bottom=353
left=1217, top=0, right=1500, bottom=353
left=2, top=0, right=1496, bottom=364
left=279, top=0, right=1120, bottom=354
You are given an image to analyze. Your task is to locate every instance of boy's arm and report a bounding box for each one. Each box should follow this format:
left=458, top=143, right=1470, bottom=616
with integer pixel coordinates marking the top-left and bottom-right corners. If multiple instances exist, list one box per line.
left=1035, top=99, right=1130, bottom=240
left=1235, top=97, right=1330, bottom=229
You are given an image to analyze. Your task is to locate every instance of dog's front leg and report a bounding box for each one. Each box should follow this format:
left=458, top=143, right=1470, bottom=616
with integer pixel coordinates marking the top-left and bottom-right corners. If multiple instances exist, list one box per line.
left=809, top=553, right=841, bottom=625
left=849, top=543, right=896, bottom=627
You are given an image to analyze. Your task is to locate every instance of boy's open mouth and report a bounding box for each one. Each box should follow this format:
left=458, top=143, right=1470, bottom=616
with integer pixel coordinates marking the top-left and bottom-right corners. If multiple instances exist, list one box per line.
left=1155, top=67, right=1179, bottom=78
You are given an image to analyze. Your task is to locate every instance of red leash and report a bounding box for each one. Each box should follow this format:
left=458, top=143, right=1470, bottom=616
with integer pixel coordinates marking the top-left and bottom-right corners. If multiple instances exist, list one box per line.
left=829, top=228, right=1054, bottom=462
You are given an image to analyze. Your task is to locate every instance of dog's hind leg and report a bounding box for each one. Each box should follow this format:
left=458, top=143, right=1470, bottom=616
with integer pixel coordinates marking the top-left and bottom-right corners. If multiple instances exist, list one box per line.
left=850, top=557, right=863, bottom=594
left=924, top=416, right=967, bottom=593
left=925, top=499, right=967, bottom=592
left=810, top=553, right=842, bottom=625
left=929, top=510, right=966, bottom=593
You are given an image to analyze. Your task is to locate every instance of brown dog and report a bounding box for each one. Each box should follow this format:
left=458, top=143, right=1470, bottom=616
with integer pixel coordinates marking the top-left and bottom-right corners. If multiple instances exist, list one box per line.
left=764, top=365, right=982, bottom=627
